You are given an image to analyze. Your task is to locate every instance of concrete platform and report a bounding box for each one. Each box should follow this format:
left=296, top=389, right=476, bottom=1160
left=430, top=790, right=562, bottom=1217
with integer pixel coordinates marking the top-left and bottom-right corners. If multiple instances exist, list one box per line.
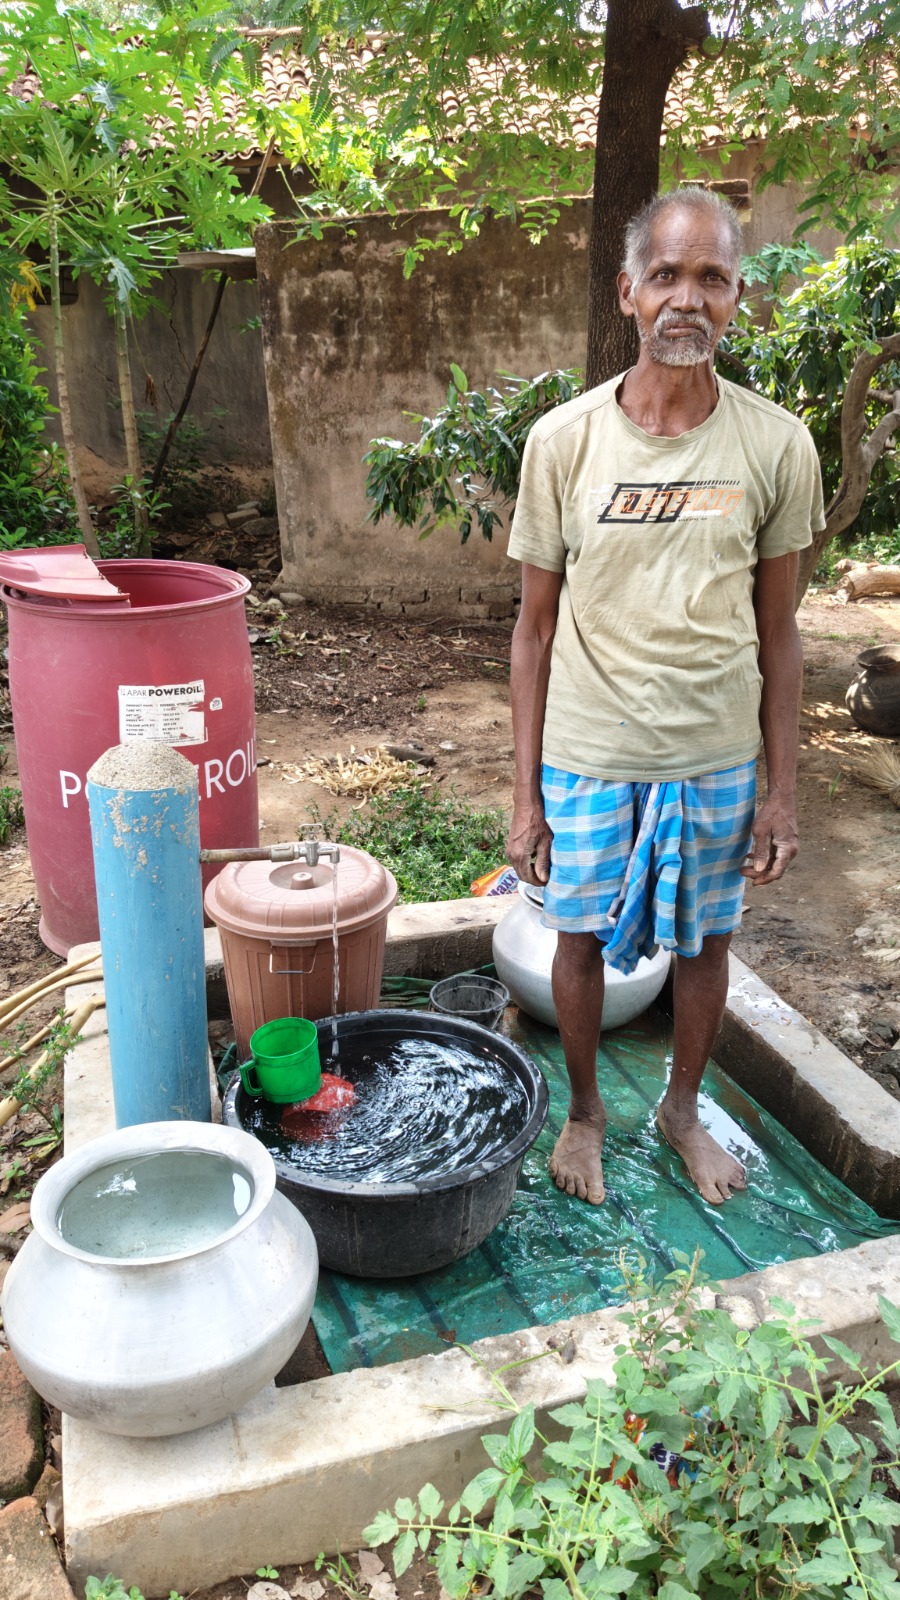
left=60, top=901, right=900, bottom=1597
left=721, top=954, right=900, bottom=1217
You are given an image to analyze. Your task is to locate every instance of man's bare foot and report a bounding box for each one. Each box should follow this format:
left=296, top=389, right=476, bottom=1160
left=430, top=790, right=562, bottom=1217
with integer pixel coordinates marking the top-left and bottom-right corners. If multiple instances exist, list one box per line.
left=656, top=1104, right=746, bottom=1205
left=549, top=1110, right=607, bottom=1204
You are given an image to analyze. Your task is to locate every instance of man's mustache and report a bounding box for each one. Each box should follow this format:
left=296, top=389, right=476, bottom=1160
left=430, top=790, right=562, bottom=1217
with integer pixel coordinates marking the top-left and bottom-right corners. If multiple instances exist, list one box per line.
left=653, top=309, right=716, bottom=338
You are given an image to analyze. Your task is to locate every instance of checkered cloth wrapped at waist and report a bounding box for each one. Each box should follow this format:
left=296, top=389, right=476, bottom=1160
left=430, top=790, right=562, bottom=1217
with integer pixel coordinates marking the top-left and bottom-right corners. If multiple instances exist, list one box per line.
left=540, top=761, right=757, bottom=974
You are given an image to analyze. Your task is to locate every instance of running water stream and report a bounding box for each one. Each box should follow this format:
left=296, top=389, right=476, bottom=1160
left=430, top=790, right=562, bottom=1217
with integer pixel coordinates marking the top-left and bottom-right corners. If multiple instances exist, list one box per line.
left=330, top=856, right=340, bottom=1064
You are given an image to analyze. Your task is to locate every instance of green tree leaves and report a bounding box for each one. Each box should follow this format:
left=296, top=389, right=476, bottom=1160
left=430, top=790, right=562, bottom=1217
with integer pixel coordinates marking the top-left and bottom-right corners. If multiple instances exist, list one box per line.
left=260, top=0, right=900, bottom=283
left=363, top=366, right=581, bottom=542
left=0, top=0, right=268, bottom=301
left=0, top=296, right=76, bottom=548
left=724, top=236, right=900, bottom=561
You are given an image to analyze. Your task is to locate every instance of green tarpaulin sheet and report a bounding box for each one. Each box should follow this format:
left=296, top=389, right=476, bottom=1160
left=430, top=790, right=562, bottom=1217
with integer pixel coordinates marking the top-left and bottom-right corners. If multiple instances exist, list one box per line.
left=310, top=1002, right=898, bottom=1374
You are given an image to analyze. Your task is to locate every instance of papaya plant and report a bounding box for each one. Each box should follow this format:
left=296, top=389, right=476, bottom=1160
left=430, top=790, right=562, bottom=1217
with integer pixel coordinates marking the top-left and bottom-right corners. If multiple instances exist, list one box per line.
left=0, top=0, right=270, bottom=551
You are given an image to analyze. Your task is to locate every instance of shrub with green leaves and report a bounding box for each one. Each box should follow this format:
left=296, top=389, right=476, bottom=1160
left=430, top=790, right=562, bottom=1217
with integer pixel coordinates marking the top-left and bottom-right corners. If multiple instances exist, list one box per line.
left=307, top=783, right=508, bottom=902
left=84, top=1576, right=183, bottom=1600
left=136, top=408, right=226, bottom=521
left=364, top=366, right=581, bottom=544
left=0, top=782, right=24, bottom=844
left=724, top=237, right=900, bottom=566
left=365, top=1254, right=900, bottom=1600
left=0, top=303, right=76, bottom=549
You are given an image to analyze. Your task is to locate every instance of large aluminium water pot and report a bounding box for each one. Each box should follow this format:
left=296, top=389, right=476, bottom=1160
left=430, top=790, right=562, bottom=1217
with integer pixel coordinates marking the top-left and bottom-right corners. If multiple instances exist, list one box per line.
left=1, top=1121, right=318, bottom=1437
left=223, top=1009, right=549, bottom=1278
left=493, top=883, right=671, bottom=1031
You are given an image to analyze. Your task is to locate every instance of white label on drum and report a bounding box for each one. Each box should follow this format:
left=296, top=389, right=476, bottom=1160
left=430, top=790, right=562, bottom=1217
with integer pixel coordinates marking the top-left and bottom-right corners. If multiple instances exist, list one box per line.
left=118, top=681, right=207, bottom=746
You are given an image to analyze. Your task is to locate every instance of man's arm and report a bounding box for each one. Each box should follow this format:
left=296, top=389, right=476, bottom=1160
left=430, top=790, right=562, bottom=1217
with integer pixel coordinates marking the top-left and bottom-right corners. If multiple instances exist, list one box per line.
left=506, top=562, right=563, bottom=886
left=743, top=550, right=803, bottom=886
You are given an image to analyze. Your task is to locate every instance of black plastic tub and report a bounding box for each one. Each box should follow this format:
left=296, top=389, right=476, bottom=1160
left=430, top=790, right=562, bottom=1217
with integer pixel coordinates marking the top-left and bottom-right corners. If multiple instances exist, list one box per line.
left=222, top=1008, right=549, bottom=1278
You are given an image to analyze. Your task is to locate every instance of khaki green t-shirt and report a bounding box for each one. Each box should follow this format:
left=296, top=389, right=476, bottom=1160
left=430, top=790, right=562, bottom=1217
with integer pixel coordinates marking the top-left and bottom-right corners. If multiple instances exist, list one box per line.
left=507, top=374, right=825, bottom=781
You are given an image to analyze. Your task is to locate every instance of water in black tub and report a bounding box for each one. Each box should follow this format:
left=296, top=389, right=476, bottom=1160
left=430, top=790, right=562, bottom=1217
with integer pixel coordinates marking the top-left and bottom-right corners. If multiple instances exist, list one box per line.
left=239, top=1033, right=531, bottom=1186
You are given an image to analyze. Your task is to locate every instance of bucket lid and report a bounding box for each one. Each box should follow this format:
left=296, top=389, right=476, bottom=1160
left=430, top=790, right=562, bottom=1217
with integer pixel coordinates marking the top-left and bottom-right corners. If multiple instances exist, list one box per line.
left=204, top=845, right=398, bottom=942
left=0, top=544, right=129, bottom=603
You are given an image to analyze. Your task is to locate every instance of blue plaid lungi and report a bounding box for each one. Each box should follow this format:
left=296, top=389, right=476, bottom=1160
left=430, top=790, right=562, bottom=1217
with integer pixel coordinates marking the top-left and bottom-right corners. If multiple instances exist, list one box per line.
left=541, top=760, right=757, bottom=975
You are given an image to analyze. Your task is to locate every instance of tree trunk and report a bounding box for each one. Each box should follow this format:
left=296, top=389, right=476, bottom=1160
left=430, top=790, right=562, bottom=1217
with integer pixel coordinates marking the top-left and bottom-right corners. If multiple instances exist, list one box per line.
left=794, top=335, right=900, bottom=605
left=838, top=564, right=900, bottom=600
left=48, top=216, right=100, bottom=555
left=113, top=301, right=151, bottom=556
left=149, top=273, right=227, bottom=495
left=149, top=135, right=277, bottom=495
left=585, top=0, right=710, bottom=389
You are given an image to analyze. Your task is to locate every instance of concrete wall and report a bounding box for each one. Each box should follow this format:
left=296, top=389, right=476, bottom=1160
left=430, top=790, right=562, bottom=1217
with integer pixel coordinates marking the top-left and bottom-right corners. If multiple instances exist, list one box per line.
left=256, top=172, right=845, bottom=617
left=256, top=206, right=592, bottom=616
left=28, top=268, right=273, bottom=499
left=693, top=147, right=844, bottom=262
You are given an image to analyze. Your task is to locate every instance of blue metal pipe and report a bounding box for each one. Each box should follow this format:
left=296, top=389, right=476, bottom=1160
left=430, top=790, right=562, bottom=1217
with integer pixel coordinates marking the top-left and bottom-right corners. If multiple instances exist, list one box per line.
left=87, top=741, right=210, bottom=1127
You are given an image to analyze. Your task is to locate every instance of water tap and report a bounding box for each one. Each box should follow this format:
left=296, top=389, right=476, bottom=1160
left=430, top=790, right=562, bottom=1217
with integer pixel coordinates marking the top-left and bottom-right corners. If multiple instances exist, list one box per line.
left=199, top=840, right=341, bottom=864
left=297, top=838, right=340, bottom=867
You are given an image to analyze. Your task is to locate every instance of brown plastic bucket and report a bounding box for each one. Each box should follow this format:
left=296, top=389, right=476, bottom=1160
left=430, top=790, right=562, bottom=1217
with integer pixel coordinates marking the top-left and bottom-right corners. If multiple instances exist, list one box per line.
left=204, top=847, right=397, bottom=1058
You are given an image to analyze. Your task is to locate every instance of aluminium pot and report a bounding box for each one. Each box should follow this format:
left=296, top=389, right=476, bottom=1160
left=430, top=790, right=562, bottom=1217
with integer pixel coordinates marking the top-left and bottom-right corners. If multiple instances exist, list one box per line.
left=492, top=882, right=671, bottom=1032
left=1, top=1121, right=318, bottom=1437
left=223, top=1008, right=549, bottom=1278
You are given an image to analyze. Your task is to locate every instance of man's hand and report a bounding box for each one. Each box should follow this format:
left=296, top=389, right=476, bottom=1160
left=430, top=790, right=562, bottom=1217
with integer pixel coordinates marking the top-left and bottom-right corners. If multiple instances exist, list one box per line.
left=508, top=564, right=562, bottom=887
left=507, top=800, right=554, bottom=886
left=750, top=552, right=803, bottom=888
left=740, top=791, right=798, bottom=886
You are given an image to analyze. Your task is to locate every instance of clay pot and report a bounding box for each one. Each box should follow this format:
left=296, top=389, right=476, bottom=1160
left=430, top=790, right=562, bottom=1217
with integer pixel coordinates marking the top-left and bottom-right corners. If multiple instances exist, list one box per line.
left=1, top=1121, right=318, bottom=1437
left=846, top=644, right=900, bottom=737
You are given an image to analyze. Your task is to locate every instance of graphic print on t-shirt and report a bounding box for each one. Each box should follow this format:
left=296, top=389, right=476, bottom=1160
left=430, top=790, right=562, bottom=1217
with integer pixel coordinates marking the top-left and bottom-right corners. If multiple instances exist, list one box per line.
left=591, top=481, right=746, bottom=524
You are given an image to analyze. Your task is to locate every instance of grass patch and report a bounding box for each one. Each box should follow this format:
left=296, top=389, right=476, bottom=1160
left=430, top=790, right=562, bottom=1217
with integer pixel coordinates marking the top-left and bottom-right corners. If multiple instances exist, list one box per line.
left=0, top=784, right=24, bottom=845
left=307, top=782, right=508, bottom=902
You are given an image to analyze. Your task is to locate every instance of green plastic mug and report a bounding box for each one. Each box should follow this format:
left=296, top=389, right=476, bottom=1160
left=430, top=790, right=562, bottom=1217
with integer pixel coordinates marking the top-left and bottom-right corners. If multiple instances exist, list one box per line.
left=238, top=1017, right=322, bottom=1104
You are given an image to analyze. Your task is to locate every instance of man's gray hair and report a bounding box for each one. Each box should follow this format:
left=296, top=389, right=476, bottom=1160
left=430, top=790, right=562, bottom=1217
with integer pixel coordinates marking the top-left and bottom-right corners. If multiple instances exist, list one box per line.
left=622, top=188, right=743, bottom=284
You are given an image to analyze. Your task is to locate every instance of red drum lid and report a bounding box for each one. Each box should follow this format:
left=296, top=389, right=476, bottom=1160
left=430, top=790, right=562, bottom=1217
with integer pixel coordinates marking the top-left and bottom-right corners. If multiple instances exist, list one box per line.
left=0, top=545, right=128, bottom=602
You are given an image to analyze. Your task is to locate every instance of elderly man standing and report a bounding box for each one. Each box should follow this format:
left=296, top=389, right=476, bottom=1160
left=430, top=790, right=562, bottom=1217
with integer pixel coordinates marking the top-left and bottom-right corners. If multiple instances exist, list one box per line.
left=505, top=186, right=824, bottom=1208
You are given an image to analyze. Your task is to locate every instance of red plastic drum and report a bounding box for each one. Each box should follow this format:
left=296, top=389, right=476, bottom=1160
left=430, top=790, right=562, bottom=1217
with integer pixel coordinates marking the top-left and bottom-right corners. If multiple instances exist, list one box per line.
left=3, top=557, right=258, bottom=954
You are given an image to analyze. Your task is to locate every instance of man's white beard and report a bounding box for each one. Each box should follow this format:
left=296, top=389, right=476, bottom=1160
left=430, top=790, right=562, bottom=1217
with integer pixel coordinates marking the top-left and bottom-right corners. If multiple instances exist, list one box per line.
left=635, top=307, right=717, bottom=368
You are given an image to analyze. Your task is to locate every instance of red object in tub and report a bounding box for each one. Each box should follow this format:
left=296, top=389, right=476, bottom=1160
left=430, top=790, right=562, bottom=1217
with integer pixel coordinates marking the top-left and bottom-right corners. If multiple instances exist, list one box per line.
left=281, top=1073, right=357, bottom=1139
left=2, top=551, right=258, bottom=954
